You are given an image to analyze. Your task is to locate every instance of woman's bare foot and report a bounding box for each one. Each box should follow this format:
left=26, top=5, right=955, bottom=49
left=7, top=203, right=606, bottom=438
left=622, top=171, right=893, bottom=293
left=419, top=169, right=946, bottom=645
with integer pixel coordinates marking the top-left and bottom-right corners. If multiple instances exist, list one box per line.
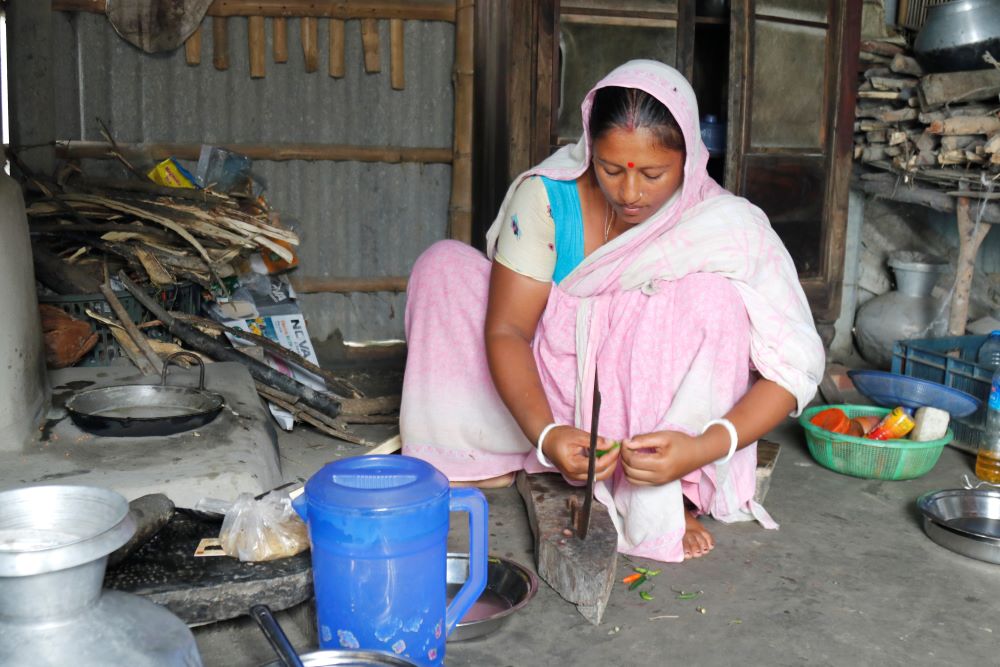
left=450, top=472, right=516, bottom=489
left=682, top=510, right=714, bottom=559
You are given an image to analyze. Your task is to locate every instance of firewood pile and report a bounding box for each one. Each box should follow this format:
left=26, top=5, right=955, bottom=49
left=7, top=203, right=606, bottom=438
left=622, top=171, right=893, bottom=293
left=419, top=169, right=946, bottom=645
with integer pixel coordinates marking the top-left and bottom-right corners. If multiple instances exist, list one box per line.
left=854, top=38, right=1000, bottom=192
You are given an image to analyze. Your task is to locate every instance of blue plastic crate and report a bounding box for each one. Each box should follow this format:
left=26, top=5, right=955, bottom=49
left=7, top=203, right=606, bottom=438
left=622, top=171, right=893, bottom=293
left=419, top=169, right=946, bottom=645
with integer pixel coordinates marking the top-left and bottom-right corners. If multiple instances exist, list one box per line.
left=891, top=335, right=993, bottom=452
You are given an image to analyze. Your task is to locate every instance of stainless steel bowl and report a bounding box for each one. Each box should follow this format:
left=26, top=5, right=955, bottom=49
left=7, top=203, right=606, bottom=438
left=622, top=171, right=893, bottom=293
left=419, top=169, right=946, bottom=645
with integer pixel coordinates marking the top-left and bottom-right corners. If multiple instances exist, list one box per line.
left=917, top=488, right=1000, bottom=564
left=914, top=0, right=1000, bottom=72
left=446, top=553, right=539, bottom=642
left=264, top=650, right=419, bottom=666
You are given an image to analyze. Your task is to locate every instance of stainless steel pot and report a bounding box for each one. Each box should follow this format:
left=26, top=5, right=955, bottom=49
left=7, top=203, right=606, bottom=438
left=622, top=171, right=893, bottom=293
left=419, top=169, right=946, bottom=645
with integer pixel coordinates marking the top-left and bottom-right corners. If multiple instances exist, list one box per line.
left=914, top=0, right=1000, bottom=72
left=263, top=650, right=420, bottom=666
left=0, top=485, right=202, bottom=666
left=66, top=351, right=224, bottom=437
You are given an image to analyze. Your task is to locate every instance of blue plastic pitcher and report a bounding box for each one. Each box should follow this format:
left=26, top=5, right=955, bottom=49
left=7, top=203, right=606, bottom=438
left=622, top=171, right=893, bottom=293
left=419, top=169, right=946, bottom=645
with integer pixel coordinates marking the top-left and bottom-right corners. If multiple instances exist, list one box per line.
left=293, top=455, right=488, bottom=667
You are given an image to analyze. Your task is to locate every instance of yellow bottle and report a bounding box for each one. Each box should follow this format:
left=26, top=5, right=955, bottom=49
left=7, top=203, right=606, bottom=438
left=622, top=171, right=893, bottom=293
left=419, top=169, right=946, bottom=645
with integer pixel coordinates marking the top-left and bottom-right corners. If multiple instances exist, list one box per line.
left=975, top=449, right=1000, bottom=484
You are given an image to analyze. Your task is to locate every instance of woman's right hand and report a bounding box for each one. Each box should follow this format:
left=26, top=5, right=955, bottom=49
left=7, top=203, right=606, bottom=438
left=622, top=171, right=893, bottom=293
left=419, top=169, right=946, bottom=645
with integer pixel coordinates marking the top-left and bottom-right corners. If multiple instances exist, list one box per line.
left=542, top=425, right=620, bottom=482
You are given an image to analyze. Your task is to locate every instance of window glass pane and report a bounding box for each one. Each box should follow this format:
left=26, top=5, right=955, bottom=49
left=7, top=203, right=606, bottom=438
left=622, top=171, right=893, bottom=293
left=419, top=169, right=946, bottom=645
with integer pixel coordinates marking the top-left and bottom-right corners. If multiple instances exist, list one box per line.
left=755, top=0, right=829, bottom=23
left=558, top=20, right=677, bottom=142
left=750, top=20, right=826, bottom=149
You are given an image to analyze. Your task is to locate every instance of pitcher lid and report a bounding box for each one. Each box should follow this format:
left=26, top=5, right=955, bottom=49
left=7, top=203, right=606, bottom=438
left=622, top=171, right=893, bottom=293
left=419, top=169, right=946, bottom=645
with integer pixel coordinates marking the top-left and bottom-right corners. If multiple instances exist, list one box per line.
left=303, top=455, right=450, bottom=511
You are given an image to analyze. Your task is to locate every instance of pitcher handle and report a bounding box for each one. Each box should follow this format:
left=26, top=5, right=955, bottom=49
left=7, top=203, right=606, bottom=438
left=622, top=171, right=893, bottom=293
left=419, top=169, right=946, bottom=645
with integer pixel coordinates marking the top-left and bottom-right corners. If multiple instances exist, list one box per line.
left=444, top=487, right=489, bottom=636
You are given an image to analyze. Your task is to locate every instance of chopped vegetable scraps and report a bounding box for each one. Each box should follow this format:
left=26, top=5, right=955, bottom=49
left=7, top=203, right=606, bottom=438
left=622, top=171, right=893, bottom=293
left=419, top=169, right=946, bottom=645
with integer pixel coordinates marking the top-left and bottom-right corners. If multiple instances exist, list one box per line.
left=623, top=573, right=643, bottom=585
left=639, top=591, right=654, bottom=601
left=628, top=575, right=648, bottom=590
left=596, top=441, right=621, bottom=457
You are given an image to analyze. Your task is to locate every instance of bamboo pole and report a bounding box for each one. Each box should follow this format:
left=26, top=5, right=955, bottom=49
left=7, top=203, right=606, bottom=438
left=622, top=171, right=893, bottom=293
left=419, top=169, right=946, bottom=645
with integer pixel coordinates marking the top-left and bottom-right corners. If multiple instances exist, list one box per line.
left=448, top=0, right=474, bottom=243
left=57, top=140, right=453, bottom=164
left=248, top=16, right=266, bottom=78
left=184, top=26, right=202, bottom=66
left=272, top=17, right=288, bottom=63
left=390, top=19, right=405, bottom=90
left=53, top=0, right=458, bottom=22
left=329, top=19, right=346, bottom=78
left=98, top=282, right=163, bottom=375
left=361, top=19, right=381, bottom=73
left=212, top=17, right=230, bottom=70
left=301, top=17, right=319, bottom=73
left=290, top=276, right=408, bottom=293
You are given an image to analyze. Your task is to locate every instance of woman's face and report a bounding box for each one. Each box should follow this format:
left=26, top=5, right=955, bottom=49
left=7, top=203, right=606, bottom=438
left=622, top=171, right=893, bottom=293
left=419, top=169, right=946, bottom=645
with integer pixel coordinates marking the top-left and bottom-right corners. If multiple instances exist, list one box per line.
left=591, top=126, right=685, bottom=226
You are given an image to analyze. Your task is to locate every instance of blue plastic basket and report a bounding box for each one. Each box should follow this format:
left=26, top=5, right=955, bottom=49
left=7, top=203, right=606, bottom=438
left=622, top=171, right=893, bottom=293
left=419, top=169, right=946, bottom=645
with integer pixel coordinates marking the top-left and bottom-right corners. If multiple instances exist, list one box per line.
left=891, top=335, right=994, bottom=452
left=847, top=370, right=981, bottom=417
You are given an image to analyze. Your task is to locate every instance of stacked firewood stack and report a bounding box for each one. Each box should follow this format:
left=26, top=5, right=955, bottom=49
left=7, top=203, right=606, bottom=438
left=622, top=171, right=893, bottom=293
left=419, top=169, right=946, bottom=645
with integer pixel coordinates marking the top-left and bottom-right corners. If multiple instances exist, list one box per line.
left=854, top=39, right=1000, bottom=190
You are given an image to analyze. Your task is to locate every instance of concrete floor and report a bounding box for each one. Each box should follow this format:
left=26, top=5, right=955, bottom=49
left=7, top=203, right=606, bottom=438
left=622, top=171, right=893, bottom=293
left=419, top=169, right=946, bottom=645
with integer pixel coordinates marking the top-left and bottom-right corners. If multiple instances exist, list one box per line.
left=193, top=411, right=1000, bottom=667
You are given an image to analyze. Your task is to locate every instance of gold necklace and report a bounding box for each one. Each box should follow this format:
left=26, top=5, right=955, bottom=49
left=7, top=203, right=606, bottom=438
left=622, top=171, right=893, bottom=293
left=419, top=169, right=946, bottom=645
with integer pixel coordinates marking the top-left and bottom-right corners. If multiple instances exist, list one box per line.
left=603, top=203, right=615, bottom=243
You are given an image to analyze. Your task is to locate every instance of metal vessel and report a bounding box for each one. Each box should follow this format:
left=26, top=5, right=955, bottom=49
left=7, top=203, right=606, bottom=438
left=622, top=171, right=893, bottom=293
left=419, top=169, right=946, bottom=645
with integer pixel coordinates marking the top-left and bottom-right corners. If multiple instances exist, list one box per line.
left=0, top=485, right=203, bottom=666
left=914, top=0, right=1000, bottom=72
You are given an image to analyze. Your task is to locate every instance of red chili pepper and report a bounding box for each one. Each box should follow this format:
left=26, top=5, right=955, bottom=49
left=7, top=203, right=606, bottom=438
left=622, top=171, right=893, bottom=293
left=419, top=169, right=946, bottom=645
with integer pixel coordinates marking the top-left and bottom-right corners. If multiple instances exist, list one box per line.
left=623, top=573, right=643, bottom=585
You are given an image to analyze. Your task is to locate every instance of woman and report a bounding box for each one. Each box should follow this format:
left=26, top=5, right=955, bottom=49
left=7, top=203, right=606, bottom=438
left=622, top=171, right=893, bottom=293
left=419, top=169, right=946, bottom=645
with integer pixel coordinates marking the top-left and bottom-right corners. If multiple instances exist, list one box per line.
left=400, top=60, right=824, bottom=562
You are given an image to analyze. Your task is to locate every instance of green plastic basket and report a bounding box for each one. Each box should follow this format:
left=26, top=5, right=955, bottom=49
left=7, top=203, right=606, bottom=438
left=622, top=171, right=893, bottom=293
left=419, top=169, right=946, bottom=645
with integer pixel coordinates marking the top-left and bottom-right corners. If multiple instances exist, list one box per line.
left=798, top=404, right=952, bottom=481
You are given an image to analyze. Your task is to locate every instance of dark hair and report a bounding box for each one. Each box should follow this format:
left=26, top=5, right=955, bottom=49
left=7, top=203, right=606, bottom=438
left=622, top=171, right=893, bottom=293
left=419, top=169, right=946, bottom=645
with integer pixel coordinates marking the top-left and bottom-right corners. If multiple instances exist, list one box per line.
left=588, top=87, right=686, bottom=155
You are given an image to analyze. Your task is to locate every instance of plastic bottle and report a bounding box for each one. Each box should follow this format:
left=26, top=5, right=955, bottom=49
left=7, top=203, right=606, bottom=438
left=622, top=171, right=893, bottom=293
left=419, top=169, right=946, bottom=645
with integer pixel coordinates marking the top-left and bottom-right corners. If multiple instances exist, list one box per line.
left=976, top=330, right=1000, bottom=371
left=975, top=367, right=1000, bottom=483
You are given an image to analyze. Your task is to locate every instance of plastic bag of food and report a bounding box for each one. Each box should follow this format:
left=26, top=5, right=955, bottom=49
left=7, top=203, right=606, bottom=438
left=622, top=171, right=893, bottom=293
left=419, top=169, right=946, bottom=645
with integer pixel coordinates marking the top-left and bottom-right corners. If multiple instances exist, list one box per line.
left=218, top=492, right=309, bottom=562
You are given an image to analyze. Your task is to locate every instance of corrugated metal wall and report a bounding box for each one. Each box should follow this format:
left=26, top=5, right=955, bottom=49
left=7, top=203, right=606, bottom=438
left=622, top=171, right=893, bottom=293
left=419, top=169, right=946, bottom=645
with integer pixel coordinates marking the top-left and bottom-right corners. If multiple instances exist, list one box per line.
left=11, top=8, right=456, bottom=342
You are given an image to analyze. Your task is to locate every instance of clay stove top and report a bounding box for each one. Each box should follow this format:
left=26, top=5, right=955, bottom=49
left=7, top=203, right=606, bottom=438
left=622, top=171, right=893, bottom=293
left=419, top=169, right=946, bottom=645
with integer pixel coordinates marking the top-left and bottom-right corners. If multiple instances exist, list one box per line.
left=0, top=362, right=282, bottom=507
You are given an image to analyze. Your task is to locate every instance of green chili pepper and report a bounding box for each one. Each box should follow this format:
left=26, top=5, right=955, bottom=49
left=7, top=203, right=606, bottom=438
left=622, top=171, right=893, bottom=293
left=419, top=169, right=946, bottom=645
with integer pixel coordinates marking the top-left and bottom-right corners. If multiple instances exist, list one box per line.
left=628, top=574, right=647, bottom=591
left=639, top=591, right=654, bottom=601
left=646, top=569, right=662, bottom=577
left=596, top=441, right=621, bottom=457
left=633, top=567, right=648, bottom=574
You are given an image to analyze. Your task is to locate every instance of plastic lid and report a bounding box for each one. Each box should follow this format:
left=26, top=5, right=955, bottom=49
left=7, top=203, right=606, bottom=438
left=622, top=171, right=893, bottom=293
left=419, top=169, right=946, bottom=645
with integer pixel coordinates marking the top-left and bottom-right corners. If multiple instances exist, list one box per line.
left=302, top=455, right=449, bottom=511
left=703, top=114, right=718, bottom=123
left=990, top=330, right=1000, bottom=337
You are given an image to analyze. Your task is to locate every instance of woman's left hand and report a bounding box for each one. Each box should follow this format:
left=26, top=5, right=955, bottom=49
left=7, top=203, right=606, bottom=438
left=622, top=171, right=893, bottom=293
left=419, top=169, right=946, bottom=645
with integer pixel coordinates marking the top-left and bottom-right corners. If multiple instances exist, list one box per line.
left=619, top=430, right=717, bottom=486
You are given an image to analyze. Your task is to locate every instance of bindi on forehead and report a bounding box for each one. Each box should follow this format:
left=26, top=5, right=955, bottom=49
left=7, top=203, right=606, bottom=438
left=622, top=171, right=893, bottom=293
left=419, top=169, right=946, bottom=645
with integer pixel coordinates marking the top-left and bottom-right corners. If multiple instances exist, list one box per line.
left=627, top=161, right=635, bottom=168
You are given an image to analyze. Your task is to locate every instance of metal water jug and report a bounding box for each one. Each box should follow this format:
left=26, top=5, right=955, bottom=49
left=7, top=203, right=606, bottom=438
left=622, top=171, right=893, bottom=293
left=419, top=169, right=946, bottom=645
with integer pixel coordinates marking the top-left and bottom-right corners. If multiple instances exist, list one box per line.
left=293, top=455, right=488, bottom=667
left=0, top=485, right=202, bottom=666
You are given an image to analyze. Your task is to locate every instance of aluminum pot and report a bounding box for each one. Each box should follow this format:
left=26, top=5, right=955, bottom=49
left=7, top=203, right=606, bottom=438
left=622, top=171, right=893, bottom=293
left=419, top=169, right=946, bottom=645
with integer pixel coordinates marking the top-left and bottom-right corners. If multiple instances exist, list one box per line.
left=914, top=0, right=1000, bottom=72
left=263, top=650, right=419, bottom=666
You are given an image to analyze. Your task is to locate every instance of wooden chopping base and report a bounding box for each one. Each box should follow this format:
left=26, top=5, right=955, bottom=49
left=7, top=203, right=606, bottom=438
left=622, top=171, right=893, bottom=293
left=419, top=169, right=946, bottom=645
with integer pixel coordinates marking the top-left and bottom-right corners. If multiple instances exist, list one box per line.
left=515, top=471, right=618, bottom=625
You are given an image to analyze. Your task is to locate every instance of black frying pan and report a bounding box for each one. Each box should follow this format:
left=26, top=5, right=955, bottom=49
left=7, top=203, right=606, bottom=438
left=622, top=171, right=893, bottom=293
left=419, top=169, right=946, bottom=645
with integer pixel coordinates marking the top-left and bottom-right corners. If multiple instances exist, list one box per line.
left=66, top=352, right=225, bottom=437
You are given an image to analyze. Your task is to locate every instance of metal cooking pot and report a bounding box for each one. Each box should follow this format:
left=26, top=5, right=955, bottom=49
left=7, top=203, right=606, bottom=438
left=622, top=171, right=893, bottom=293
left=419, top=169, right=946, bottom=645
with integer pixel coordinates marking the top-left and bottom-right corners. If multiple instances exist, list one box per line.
left=913, top=0, right=1000, bottom=72
left=65, top=351, right=224, bottom=437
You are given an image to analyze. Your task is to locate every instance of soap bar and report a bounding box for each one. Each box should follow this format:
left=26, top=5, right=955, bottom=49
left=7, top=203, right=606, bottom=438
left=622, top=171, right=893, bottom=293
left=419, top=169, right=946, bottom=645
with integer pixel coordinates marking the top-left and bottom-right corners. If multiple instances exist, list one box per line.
left=909, top=407, right=950, bottom=441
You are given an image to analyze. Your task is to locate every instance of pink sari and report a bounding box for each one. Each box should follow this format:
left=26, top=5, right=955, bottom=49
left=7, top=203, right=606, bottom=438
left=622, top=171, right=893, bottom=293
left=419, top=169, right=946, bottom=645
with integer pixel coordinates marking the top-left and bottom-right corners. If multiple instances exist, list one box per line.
left=401, top=60, right=825, bottom=562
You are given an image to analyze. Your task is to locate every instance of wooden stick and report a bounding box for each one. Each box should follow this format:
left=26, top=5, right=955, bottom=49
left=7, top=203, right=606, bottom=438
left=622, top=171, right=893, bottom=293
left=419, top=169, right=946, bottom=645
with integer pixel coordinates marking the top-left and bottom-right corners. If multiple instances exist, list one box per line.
left=185, top=26, right=202, bottom=66
left=118, top=271, right=343, bottom=419
left=928, top=116, right=1000, bottom=136
left=853, top=175, right=1000, bottom=223
left=449, top=0, right=474, bottom=244
left=890, top=53, right=923, bottom=77
left=99, top=281, right=164, bottom=375
left=390, top=19, right=404, bottom=90
left=328, top=19, right=345, bottom=77
left=949, top=196, right=993, bottom=336
left=290, top=275, right=408, bottom=293
left=272, top=17, right=288, bottom=63
left=212, top=17, right=229, bottom=70
left=57, top=141, right=453, bottom=164
left=255, top=382, right=371, bottom=445
left=54, top=0, right=458, bottom=22
left=248, top=16, right=266, bottom=78
left=301, top=17, right=319, bottom=73
left=361, top=19, right=381, bottom=73
left=339, top=395, right=401, bottom=417
left=32, top=244, right=103, bottom=294
left=918, top=69, right=1000, bottom=109
left=170, top=312, right=364, bottom=399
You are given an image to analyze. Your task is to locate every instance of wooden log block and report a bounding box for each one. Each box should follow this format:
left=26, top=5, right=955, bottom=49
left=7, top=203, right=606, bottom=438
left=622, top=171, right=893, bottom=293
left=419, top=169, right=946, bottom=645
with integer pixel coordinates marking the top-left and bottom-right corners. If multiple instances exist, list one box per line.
left=918, top=104, right=995, bottom=124
left=390, top=19, right=404, bottom=90
left=861, top=39, right=904, bottom=57
left=858, top=90, right=904, bottom=100
left=890, top=53, right=923, bottom=77
left=852, top=176, right=1000, bottom=223
left=515, top=472, right=617, bottom=625
left=32, top=244, right=103, bottom=295
left=858, top=119, right=890, bottom=131
left=248, top=16, right=266, bottom=78
left=985, top=134, right=1000, bottom=154
left=918, top=69, right=1000, bottom=109
left=929, top=116, right=1000, bottom=136
left=361, top=19, right=381, bottom=73
left=862, top=66, right=892, bottom=80
left=939, top=149, right=969, bottom=165
left=301, top=16, right=319, bottom=73
left=329, top=19, right=345, bottom=77
left=855, top=105, right=890, bottom=119
left=861, top=145, right=887, bottom=161
left=859, top=51, right=892, bottom=65
left=888, top=130, right=908, bottom=146
left=272, top=17, right=288, bottom=63
left=884, top=145, right=903, bottom=157
left=108, top=494, right=175, bottom=567
left=877, top=107, right=917, bottom=123
left=870, top=75, right=919, bottom=91
left=915, top=130, right=938, bottom=152
left=212, top=17, right=229, bottom=70
left=941, top=135, right=981, bottom=151
left=184, top=25, right=201, bottom=66
left=866, top=129, right=888, bottom=143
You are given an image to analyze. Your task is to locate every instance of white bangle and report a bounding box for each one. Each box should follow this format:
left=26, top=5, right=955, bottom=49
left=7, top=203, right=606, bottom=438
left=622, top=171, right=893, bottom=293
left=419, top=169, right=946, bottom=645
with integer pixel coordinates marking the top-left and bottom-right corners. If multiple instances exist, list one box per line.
left=536, top=423, right=560, bottom=469
left=702, top=418, right=738, bottom=465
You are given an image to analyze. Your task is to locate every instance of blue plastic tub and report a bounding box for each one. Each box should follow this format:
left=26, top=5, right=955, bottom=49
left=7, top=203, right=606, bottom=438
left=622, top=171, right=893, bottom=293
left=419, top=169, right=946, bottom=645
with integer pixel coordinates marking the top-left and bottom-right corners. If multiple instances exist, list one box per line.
left=891, top=335, right=994, bottom=451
